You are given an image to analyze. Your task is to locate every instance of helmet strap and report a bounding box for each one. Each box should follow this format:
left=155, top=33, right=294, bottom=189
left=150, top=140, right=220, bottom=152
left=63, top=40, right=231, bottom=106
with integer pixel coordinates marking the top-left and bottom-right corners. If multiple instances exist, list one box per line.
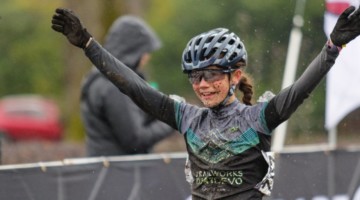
left=212, top=73, right=236, bottom=110
left=219, top=84, right=236, bottom=107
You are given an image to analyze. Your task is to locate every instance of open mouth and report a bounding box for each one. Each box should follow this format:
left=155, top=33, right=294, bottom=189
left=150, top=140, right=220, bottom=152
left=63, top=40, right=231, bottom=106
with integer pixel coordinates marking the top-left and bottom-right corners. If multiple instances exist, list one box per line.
left=200, top=91, right=218, bottom=99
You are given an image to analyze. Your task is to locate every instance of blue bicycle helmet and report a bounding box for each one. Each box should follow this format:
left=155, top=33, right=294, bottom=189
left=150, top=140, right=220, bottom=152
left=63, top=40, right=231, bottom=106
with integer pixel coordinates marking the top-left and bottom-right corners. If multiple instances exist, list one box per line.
left=181, top=28, right=247, bottom=73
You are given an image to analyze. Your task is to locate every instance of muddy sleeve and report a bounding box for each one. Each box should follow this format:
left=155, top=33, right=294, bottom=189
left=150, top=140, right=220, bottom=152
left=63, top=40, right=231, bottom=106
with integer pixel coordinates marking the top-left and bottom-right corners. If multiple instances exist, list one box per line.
left=264, top=42, right=340, bottom=131
left=84, top=40, right=178, bottom=129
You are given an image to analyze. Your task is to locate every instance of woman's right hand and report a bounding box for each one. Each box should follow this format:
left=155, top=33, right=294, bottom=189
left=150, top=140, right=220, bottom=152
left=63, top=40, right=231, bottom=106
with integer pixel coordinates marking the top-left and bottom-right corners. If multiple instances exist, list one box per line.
left=51, top=8, right=92, bottom=49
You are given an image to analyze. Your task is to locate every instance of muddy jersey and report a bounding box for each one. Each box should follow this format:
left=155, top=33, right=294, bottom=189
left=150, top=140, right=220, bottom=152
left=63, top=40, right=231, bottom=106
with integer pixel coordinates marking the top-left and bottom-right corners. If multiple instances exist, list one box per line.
left=176, top=100, right=271, bottom=199
left=84, top=40, right=339, bottom=199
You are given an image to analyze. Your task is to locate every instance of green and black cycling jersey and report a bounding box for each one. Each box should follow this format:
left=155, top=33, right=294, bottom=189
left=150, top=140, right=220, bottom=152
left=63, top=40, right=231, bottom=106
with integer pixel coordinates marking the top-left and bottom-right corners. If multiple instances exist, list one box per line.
left=84, top=40, right=339, bottom=199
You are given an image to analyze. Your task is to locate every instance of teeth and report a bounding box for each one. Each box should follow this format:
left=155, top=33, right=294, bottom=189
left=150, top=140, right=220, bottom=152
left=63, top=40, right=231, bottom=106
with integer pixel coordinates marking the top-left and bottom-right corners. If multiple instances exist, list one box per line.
left=202, top=92, right=214, bottom=96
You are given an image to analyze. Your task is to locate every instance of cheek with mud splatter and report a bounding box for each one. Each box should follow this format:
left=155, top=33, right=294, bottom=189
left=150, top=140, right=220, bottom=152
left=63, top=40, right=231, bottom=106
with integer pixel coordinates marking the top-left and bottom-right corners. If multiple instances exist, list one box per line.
left=213, top=82, right=222, bottom=89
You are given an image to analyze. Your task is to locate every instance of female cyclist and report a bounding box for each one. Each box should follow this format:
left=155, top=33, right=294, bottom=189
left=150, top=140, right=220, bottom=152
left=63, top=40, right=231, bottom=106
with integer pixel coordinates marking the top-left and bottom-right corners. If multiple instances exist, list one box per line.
left=51, top=6, right=360, bottom=199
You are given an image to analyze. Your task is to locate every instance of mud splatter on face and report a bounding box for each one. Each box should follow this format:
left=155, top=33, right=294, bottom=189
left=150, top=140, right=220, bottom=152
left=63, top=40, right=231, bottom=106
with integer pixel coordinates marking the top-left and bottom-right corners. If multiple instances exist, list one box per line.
left=213, top=82, right=222, bottom=88
left=192, top=76, right=230, bottom=108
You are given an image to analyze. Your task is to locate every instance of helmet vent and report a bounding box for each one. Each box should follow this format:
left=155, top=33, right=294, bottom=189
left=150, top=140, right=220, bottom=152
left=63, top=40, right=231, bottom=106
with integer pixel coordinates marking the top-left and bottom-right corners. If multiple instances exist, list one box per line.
left=219, top=36, right=226, bottom=42
left=195, top=38, right=201, bottom=46
left=207, top=48, right=217, bottom=58
left=199, top=48, right=206, bottom=61
left=206, top=36, right=214, bottom=43
left=229, top=53, right=237, bottom=61
left=185, top=52, right=192, bottom=62
left=229, top=39, right=235, bottom=45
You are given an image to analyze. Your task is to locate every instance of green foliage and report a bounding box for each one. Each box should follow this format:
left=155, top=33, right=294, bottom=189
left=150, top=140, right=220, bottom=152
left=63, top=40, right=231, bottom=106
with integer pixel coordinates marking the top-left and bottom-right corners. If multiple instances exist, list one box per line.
left=0, top=0, right=64, bottom=98
left=1, top=0, right=330, bottom=142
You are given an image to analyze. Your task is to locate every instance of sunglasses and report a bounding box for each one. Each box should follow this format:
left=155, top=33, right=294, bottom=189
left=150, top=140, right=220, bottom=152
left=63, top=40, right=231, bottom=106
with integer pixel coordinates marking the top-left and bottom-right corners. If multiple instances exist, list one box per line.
left=187, top=69, right=230, bottom=84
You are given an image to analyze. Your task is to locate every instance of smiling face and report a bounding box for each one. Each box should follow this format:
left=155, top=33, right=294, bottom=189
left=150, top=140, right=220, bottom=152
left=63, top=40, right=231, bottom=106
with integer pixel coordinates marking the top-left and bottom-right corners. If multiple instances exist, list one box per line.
left=190, top=66, right=242, bottom=108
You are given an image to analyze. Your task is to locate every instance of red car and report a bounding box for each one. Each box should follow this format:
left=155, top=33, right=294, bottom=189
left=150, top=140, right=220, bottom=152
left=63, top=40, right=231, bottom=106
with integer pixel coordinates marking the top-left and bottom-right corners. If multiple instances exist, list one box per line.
left=0, top=95, right=63, bottom=141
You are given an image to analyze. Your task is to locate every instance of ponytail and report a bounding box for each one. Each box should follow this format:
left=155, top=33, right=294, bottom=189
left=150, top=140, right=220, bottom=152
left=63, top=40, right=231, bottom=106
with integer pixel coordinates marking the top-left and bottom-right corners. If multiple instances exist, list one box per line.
left=238, top=73, right=253, bottom=105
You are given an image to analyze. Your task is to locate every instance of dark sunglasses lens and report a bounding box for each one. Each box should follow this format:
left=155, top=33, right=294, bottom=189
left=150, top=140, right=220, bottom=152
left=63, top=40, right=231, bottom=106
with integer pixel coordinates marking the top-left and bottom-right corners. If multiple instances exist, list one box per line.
left=188, top=70, right=225, bottom=84
left=188, top=71, right=202, bottom=84
left=203, top=70, right=225, bottom=82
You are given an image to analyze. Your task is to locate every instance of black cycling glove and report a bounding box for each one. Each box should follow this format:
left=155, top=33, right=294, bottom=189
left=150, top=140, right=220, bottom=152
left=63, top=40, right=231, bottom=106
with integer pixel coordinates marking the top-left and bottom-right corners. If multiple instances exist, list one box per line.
left=51, top=8, right=92, bottom=49
left=330, top=6, right=360, bottom=47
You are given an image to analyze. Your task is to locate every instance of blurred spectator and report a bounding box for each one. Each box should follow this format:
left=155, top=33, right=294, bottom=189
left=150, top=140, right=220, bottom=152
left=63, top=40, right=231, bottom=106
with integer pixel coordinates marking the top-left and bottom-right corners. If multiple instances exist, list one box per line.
left=80, top=15, right=174, bottom=157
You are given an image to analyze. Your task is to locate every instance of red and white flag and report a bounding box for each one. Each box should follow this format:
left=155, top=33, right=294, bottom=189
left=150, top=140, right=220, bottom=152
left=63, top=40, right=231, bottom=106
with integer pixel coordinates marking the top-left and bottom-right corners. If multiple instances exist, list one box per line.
left=324, top=0, right=360, bottom=130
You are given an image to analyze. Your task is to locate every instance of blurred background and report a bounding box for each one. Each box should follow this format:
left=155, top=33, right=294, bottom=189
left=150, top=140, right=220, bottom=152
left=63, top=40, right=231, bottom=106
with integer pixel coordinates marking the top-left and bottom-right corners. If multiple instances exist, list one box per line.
left=0, top=0, right=359, bottom=164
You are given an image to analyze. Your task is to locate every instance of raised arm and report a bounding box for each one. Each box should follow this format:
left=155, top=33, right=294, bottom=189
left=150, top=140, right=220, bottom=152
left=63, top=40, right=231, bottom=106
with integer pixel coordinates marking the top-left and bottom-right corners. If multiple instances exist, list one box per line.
left=51, top=8, right=178, bottom=128
left=264, top=43, right=339, bottom=131
left=264, top=6, right=360, bottom=131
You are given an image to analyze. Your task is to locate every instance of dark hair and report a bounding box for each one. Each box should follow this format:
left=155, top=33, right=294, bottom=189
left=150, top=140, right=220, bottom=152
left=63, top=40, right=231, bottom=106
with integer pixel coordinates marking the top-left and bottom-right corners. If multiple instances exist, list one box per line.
left=238, top=73, right=253, bottom=105
left=233, top=61, right=253, bottom=105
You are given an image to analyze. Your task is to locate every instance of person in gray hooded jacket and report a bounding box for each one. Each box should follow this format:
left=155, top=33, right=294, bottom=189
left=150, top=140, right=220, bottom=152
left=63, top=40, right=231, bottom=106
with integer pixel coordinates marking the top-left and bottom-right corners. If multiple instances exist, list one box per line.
left=80, top=15, right=175, bottom=157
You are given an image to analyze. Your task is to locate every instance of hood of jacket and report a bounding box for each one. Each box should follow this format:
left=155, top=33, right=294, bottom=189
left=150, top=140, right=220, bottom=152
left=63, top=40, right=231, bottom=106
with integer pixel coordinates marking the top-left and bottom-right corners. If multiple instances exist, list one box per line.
left=103, top=15, right=161, bottom=71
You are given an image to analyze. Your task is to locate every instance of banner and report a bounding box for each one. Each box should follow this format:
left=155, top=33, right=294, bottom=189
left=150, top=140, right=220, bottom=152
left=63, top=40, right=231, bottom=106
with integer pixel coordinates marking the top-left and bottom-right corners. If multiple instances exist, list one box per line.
left=271, top=149, right=360, bottom=200
left=0, top=153, right=191, bottom=200
left=324, top=0, right=360, bottom=130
